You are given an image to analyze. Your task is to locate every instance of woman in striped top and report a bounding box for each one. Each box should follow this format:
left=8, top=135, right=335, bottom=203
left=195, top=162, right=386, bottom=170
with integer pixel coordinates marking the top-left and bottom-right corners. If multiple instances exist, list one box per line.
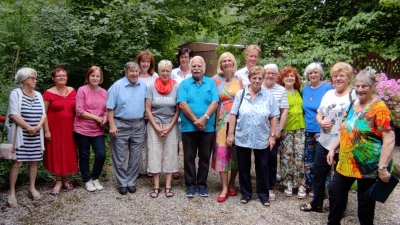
left=6, top=67, right=46, bottom=207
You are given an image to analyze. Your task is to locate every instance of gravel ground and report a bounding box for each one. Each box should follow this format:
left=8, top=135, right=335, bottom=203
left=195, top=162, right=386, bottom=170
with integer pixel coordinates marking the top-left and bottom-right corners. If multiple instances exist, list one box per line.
left=1, top=146, right=400, bottom=225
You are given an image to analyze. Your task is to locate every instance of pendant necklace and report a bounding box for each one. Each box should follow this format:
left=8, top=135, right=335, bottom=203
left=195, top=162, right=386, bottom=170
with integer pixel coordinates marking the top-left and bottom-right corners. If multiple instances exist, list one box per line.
left=226, top=78, right=230, bottom=82
left=56, top=87, right=68, bottom=97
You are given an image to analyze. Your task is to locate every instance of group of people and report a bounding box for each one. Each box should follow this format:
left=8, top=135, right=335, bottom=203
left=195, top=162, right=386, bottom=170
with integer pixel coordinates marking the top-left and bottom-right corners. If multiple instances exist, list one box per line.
left=5, top=45, right=396, bottom=224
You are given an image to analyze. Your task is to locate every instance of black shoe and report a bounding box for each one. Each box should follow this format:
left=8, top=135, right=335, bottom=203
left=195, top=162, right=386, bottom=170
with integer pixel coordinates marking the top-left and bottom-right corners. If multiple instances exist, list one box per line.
left=128, top=186, right=136, bottom=193
left=119, top=187, right=127, bottom=195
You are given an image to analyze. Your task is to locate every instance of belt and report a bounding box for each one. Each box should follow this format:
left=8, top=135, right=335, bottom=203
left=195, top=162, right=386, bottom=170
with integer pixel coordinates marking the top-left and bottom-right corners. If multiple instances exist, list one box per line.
left=114, top=117, right=143, bottom=123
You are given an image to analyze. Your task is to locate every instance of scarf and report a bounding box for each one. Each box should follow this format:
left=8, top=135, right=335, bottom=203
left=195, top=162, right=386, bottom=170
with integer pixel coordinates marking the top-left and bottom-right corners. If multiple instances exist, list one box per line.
left=154, top=77, right=175, bottom=95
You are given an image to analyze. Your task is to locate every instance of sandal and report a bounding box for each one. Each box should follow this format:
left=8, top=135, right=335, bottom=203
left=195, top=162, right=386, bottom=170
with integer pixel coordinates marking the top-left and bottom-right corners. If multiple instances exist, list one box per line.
left=150, top=188, right=161, bottom=198
left=300, top=203, right=322, bottom=212
left=262, top=200, right=271, bottom=207
left=7, top=195, right=17, bottom=208
left=62, top=177, right=74, bottom=191
left=28, top=189, right=41, bottom=200
left=240, top=196, right=250, bottom=204
left=50, top=179, right=62, bottom=196
left=165, top=188, right=174, bottom=198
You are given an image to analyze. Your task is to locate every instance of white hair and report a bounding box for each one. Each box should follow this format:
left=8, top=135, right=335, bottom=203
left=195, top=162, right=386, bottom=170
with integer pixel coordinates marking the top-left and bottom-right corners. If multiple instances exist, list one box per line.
left=304, top=62, right=324, bottom=81
left=158, top=60, right=173, bottom=71
left=189, top=56, right=206, bottom=74
left=264, top=63, right=279, bottom=74
left=15, top=67, right=37, bottom=87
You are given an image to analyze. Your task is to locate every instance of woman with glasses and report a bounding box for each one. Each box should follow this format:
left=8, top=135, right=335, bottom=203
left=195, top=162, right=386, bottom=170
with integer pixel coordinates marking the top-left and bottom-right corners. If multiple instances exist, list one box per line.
left=43, top=66, right=78, bottom=195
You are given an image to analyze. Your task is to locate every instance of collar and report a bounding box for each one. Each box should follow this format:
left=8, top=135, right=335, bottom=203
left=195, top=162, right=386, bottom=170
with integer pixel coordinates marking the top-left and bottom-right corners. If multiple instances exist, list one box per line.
left=189, top=75, right=206, bottom=84
left=122, top=76, right=142, bottom=87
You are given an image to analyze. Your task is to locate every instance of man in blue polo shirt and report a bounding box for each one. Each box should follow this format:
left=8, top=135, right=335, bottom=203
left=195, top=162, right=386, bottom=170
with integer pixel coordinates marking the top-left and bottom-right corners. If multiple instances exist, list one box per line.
left=177, top=56, right=219, bottom=198
left=106, top=61, right=147, bottom=195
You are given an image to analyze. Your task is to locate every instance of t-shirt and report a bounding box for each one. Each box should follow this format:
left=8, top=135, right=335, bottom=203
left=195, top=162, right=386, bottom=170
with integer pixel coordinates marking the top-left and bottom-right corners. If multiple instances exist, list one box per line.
left=317, top=89, right=358, bottom=150
left=284, top=89, right=305, bottom=131
left=139, top=73, right=159, bottom=87
left=145, top=83, right=179, bottom=123
left=336, top=100, right=392, bottom=179
left=302, top=83, right=333, bottom=132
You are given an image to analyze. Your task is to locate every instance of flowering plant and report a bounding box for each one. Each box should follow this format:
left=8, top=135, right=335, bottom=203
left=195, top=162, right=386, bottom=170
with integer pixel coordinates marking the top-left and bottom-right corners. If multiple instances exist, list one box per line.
left=375, top=73, right=400, bottom=127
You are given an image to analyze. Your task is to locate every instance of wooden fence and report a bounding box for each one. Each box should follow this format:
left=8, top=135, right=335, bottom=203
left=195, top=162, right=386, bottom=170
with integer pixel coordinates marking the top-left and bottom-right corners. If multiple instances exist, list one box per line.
left=352, top=52, right=400, bottom=80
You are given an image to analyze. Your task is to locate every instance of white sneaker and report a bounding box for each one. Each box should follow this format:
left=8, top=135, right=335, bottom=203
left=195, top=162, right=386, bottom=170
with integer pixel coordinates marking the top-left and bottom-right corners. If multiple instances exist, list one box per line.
left=297, top=186, right=307, bottom=199
left=92, top=179, right=104, bottom=190
left=85, top=180, right=96, bottom=192
left=276, top=173, right=281, bottom=182
left=284, top=182, right=293, bottom=197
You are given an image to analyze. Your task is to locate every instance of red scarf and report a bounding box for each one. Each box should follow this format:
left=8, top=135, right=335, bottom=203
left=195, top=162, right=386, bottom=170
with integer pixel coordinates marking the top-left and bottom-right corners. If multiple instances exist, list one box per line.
left=154, top=77, right=175, bottom=95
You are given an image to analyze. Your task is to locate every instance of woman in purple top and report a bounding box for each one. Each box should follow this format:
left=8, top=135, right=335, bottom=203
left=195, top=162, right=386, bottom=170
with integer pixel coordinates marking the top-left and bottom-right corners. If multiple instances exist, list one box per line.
left=74, top=66, right=108, bottom=192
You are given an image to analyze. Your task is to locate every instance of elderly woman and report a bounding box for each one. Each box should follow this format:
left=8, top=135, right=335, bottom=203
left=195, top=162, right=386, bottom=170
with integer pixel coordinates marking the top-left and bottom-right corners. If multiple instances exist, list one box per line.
left=43, top=66, right=78, bottom=195
left=145, top=60, right=180, bottom=198
left=262, top=63, right=288, bottom=200
left=211, top=52, right=243, bottom=202
left=135, top=50, right=159, bottom=178
left=73, top=66, right=108, bottom=192
left=301, top=62, right=357, bottom=211
left=276, top=66, right=307, bottom=198
left=227, top=66, right=279, bottom=207
left=327, top=69, right=395, bottom=224
left=301, top=62, right=333, bottom=195
left=5, top=68, right=46, bottom=207
left=171, top=47, right=193, bottom=180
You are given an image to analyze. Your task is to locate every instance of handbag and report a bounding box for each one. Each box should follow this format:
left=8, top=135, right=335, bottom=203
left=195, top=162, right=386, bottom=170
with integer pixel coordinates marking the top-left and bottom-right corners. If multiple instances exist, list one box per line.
left=365, top=175, right=399, bottom=203
left=0, top=122, right=17, bottom=160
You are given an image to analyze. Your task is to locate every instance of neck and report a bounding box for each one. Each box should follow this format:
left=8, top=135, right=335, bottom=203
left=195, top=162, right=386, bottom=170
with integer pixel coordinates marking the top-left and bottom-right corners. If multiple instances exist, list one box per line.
left=181, top=65, right=189, bottom=72
left=161, top=78, right=170, bottom=84
left=22, top=86, right=34, bottom=93
left=310, top=80, right=322, bottom=88
left=336, top=86, right=350, bottom=95
left=88, top=84, right=99, bottom=90
left=285, top=85, right=295, bottom=92
left=140, top=71, right=149, bottom=77
left=359, top=97, right=374, bottom=106
left=221, top=71, right=233, bottom=78
left=246, top=65, right=253, bottom=70
left=56, top=84, right=66, bottom=89
left=263, top=82, right=274, bottom=89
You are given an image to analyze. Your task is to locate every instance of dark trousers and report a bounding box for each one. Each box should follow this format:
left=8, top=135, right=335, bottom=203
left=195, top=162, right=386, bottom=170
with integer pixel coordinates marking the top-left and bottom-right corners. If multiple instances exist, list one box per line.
left=310, top=142, right=338, bottom=209
left=304, top=131, right=319, bottom=187
left=182, top=131, right=214, bottom=188
left=328, top=172, right=376, bottom=225
left=74, top=132, right=106, bottom=183
left=237, top=145, right=269, bottom=203
left=268, top=139, right=280, bottom=190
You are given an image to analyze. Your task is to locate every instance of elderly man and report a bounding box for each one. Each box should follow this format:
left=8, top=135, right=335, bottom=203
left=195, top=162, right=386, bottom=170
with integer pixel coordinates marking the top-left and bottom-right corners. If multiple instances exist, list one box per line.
left=235, top=45, right=261, bottom=87
left=106, top=62, right=147, bottom=195
left=177, top=56, right=219, bottom=198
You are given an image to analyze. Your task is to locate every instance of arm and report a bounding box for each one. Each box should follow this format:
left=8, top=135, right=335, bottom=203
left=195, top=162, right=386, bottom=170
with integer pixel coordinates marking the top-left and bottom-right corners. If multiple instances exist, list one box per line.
left=179, top=102, right=198, bottom=122
left=163, top=105, right=180, bottom=136
left=107, top=109, right=118, bottom=137
left=276, top=108, right=288, bottom=139
left=43, top=100, right=51, bottom=140
left=226, top=114, right=237, bottom=147
left=268, top=116, right=277, bottom=150
left=317, top=112, right=333, bottom=132
left=377, top=129, right=395, bottom=182
left=145, top=99, right=162, bottom=136
left=193, top=101, right=219, bottom=130
left=327, top=136, right=340, bottom=165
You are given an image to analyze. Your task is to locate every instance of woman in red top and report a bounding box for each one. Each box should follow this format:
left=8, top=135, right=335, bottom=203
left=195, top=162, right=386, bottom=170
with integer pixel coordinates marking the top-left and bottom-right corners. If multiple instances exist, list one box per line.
left=43, top=66, right=78, bottom=195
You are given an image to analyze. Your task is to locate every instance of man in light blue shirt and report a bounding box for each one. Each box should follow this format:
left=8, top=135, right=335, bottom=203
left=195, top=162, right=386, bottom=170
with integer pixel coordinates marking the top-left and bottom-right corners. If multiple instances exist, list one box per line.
left=177, top=56, right=219, bottom=198
left=107, top=62, right=147, bottom=195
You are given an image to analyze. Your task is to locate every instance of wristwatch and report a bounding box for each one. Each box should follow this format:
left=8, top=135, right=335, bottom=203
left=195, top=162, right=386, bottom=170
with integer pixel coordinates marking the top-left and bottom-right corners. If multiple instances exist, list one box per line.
left=270, top=133, right=276, bottom=137
left=204, top=114, right=210, bottom=120
left=378, top=165, right=388, bottom=170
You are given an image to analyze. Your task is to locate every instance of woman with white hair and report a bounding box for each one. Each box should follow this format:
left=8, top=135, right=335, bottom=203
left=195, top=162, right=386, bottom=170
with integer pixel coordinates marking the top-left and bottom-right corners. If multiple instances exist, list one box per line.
left=145, top=60, right=180, bottom=198
left=262, top=63, right=289, bottom=201
left=301, top=62, right=333, bottom=196
left=6, top=67, right=46, bottom=207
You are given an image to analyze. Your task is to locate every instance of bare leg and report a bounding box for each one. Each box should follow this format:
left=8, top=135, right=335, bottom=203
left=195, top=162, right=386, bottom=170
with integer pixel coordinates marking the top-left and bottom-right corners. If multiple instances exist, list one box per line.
left=219, top=171, right=228, bottom=197
left=152, top=173, right=160, bottom=189
left=166, top=173, right=172, bottom=189
left=9, top=161, right=23, bottom=196
left=228, top=169, right=238, bottom=191
left=53, top=174, right=63, bottom=191
left=28, top=161, right=38, bottom=191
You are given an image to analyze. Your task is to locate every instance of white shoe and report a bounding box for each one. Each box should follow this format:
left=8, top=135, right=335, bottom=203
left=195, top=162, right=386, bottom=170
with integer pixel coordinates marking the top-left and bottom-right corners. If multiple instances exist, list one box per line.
left=92, top=179, right=104, bottom=190
left=269, top=190, right=276, bottom=201
left=85, top=180, right=96, bottom=192
left=276, top=173, right=281, bottom=182
left=297, top=186, right=307, bottom=199
left=284, top=182, right=293, bottom=197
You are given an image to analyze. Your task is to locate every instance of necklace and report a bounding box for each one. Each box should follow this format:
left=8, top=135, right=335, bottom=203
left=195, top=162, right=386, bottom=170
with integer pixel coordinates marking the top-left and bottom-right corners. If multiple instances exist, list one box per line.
left=56, top=87, right=68, bottom=97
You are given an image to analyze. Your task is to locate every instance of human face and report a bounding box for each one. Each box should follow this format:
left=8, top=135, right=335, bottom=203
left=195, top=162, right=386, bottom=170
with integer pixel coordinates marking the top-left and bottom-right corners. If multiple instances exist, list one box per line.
left=191, top=58, right=204, bottom=81
left=263, top=69, right=278, bottom=87
left=89, top=69, right=101, bottom=87
left=354, top=80, right=374, bottom=103
left=125, top=67, right=140, bottom=84
left=179, top=53, right=190, bottom=67
left=159, top=66, right=172, bottom=81
left=332, top=70, right=350, bottom=93
left=250, top=73, right=264, bottom=91
left=53, top=70, right=68, bottom=86
left=221, top=57, right=234, bottom=73
left=283, top=73, right=296, bottom=88
left=307, top=68, right=321, bottom=84
left=140, top=59, right=150, bottom=73
left=24, top=72, right=38, bottom=89
left=245, top=49, right=259, bottom=68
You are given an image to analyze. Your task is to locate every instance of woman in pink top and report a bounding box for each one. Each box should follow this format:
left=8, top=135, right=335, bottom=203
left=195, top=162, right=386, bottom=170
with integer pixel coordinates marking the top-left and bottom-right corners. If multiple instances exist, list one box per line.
left=74, top=66, right=108, bottom=192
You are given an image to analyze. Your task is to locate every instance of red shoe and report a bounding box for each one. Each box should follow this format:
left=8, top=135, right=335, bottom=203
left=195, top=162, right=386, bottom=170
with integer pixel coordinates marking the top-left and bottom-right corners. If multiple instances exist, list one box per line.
left=228, top=189, right=237, bottom=196
left=217, top=194, right=228, bottom=203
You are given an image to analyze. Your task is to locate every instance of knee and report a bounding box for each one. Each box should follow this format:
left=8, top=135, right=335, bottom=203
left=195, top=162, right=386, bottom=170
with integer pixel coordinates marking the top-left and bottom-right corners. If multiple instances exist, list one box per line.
left=11, top=161, right=23, bottom=169
left=96, top=150, right=106, bottom=160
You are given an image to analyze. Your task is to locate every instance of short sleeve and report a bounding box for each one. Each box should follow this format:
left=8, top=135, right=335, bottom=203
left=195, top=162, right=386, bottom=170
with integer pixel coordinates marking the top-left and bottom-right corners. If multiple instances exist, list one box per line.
left=374, top=102, right=392, bottom=132
left=280, top=90, right=289, bottom=109
left=145, top=85, right=154, bottom=100
left=210, top=80, right=219, bottom=102
left=75, top=86, right=86, bottom=116
left=177, top=81, right=188, bottom=103
left=269, top=94, right=280, bottom=117
left=106, top=84, right=117, bottom=110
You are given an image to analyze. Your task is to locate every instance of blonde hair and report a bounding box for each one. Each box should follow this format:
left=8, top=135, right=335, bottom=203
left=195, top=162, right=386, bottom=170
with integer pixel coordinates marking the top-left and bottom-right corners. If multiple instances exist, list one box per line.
left=217, top=52, right=237, bottom=75
left=245, top=45, right=261, bottom=56
left=248, top=66, right=266, bottom=79
left=330, top=62, right=354, bottom=80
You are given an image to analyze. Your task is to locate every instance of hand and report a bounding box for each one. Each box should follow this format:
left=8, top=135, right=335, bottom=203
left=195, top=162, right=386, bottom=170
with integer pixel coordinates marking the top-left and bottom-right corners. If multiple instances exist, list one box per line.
left=268, top=136, right=276, bottom=150
left=45, top=130, right=51, bottom=141
left=226, top=134, right=234, bottom=147
left=378, top=169, right=391, bottom=183
left=194, top=117, right=206, bottom=131
left=320, top=120, right=333, bottom=132
left=101, top=116, right=108, bottom=126
left=109, top=125, right=118, bottom=137
left=276, top=130, right=282, bottom=139
left=327, top=149, right=336, bottom=166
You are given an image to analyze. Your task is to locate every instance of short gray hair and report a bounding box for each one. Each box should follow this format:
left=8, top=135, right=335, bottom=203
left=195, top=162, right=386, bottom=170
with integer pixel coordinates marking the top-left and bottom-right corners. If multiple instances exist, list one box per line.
left=124, top=61, right=140, bottom=72
left=189, top=56, right=206, bottom=74
left=354, top=68, right=377, bottom=87
left=304, top=62, right=324, bottom=81
left=158, top=60, right=173, bottom=71
left=15, top=67, right=37, bottom=87
left=264, top=63, right=279, bottom=74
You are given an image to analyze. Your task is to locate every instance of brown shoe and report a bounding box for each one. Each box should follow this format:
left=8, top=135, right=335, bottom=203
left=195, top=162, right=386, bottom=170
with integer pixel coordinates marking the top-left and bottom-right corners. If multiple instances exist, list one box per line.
left=172, top=172, right=180, bottom=180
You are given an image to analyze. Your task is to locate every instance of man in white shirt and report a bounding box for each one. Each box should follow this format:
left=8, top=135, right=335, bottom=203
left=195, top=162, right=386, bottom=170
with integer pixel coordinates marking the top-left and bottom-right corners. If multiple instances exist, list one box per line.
left=234, top=45, right=261, bottom=87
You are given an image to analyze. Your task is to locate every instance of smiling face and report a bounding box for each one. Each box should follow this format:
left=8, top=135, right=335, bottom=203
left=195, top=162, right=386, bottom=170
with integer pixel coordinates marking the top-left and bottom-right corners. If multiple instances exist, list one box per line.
left=332, top=69, right=350, bottom=93
left=191, top=58, right=204, bottom=81
left=24, top=72, right=38, bottom=89
left=263, top=69, right=278, bottom=87
left=88, top=69, right=101, bottom=87
left=140, top=58, right=150, bottom=73
left=307, top=68, right=321, bottom=84
left=179, top=52, right=190, bottom=67
left=354, top=80, right=374, bottom=103
left=221, top=56, right=234, bottom=73
left=245, top=49, right=259, bottom=68
left=159, top=65, right=172, bottom=81
left=250, top=72, right=264, bottom=91
left=283, top=73, right=296, bottom=88
left=53, top=70, right=68, bottom=86
left=125, top=66, right=140, bottom=84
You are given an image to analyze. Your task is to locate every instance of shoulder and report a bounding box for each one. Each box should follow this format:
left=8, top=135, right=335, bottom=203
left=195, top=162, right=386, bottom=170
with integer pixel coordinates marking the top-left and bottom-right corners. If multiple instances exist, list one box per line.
left=322, top=83, right=333, bottom=90
left=152, top=72, right=159, bottom=78
left=274, top=84, right=286, bottom=92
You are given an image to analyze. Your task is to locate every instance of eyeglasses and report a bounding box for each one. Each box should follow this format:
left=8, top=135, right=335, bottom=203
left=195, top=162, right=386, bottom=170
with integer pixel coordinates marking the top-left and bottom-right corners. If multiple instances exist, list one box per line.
left=266, top=72, right=277, bottom=76
left=27, top=77, right=38, bottom=81
left=55, top=75, right=67, bottom=78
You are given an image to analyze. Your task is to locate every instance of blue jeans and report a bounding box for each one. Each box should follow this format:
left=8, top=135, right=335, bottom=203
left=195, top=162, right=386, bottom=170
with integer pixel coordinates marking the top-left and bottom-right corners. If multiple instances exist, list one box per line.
left=74, top=132, right=106, bottom=183
left=304, top=131, right=319, bottom=187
